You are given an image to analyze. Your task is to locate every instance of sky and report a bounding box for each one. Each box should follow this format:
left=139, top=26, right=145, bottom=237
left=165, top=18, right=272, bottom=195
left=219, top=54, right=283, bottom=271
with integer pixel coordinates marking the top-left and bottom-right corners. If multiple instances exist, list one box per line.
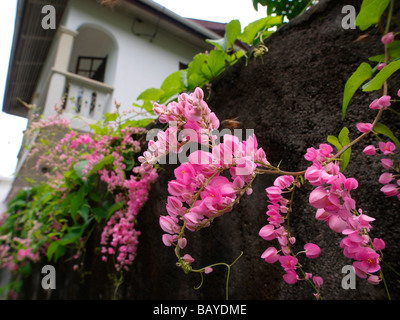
left=0, top=0, right=26, bottom=179
left=153, top=0, right=268, bottom=27
left=0, top=0, right=267, bottom=179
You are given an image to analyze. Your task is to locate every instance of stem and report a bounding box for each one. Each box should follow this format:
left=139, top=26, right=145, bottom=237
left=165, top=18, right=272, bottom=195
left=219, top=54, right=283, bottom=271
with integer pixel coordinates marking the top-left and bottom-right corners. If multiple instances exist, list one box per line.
left=255, top=167, right=306, bottom=176
left=385, top=0, right=394, bottom=34
left=191, top=251, right=243, bottom=300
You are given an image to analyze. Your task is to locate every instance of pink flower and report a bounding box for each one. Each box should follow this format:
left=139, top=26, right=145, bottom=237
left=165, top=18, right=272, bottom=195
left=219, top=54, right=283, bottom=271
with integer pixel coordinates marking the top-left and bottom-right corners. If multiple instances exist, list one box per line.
left=279, top=255, right=298, bottom=271
left=363, top=145, right=376, bottom=156
left=315, top=208, right=330, bottom=221
left=304, top=147, right=318, bottom=162
left=373, top=238, right=385, bottom=251
left=344, top=178, right=358, bottom=191
left=356, top=123, right=373, bottom=133
left=261, top=247, right=280, bottom=263
left=304, top=243, right=321, bottom=259
left=370, top=96, right=391, bottom=109
left=368, top=275, right=380, bottom=285
left=378, top=95, right=391, bottom=108
left=381, top=158, right=394, bottom=169
left=309, top=186, right=330, bottom=209
left=283, top=270, right=298, bottom=284
left=379, top=172, right=394, bottom=184
left=379, top=141, right=396, bottom=155
left=312, top=276, right=323, bottom=288
left=381, top=32, right=395, bottom=45
left=273, top=175, right=295, bottom=189
left=162, top=234, right=175, bottom=246
left=356, top=247, right=380, bottom=273
left=369, top=99, right=380, bottom=110
left=159, top=216, right=180, bottom=234
left=377, top=63, right=385, bottom=70
left=204, top=267, right=213, bottom=274
left=319, top=144, right=333, bottom=157
left=327, top=215, right=348, bottom=233
left=380, top=184, right=398, bottom=196
left=182, top=254, right=195, bottom=264
left=259, top=224, right=277, bottom=241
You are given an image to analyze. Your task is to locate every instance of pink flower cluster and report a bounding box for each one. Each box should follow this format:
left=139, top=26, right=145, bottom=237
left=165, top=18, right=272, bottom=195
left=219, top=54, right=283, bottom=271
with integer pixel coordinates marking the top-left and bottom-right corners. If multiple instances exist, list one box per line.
left=160, top=133, right=267, bottom=267
left=259, top=175, right=323, bottom=295
left=0, top=234, right=40, bottom=271
left=363, top=140, right=399, bottom=199
left=150, top=88, right=269, bottom=269
left=304, top=144, right=385, bottom=284
left=139, top=87, right=221, bottom=171
left=30, top=114, right=158, bottom=272
left=100, top=166, right=158, bottom=272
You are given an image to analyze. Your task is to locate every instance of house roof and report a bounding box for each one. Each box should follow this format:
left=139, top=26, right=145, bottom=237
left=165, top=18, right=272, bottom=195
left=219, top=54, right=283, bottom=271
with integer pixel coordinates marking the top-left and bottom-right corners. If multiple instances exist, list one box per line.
left=2, top=0, right=224, bottom=118
left=2, top=0, right=68, bottom=118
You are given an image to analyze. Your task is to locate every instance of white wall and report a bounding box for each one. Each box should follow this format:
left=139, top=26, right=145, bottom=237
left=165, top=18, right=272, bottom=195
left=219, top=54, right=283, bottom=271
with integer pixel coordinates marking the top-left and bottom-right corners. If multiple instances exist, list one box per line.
left=0, top=176, right=12, bottom=213
left=61, top=0, right=208, bottom=115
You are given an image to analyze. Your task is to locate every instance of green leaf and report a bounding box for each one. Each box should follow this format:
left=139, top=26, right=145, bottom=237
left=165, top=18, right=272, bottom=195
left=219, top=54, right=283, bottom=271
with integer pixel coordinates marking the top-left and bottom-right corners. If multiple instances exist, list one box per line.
left=60, top=226, right=85, bottom=244
left=368, top=54, right=385, bottom=63
left=206, top=38, right=227, bottom=52
left=363, top=59, right=400, bottom=92
left=187, top=53, right=208, bottom=79
left=106, top=201, right=124, bottom=220
left=160, top=70, right=186, bottom=103
left=373, top=122, right=400, bottom=149
left=238, top=16, right=282, bottom=46
left=327, top=128, right=352, bottom=172
left=355, top=0, right=390, bottom=31
left=46, top=242, right=61, bottom=261
left=92, top=207, right=108, bottom=219
left=205, top=50, right=228, bottom=78
left=122, top=118, right=154, bottom=128
left=89, top=154, right=114, bottom=175
left=342, top=62, right=372, bottom=120
left=327, top=135, right=342, bottom=152
left=225, top=19, right=241, bottom=49
left=77, top=203, right=89, bottom=222
left=253, top=0, right=268, bottom=11
left=103, top=112, right=119, bottom=123
left=137, top=88, right=165, bottom=101
left=338, top=127, right=351, bottom=172
left=73, top=160, right=89, bottom=178
left=69, top=186, right=85, bottom=222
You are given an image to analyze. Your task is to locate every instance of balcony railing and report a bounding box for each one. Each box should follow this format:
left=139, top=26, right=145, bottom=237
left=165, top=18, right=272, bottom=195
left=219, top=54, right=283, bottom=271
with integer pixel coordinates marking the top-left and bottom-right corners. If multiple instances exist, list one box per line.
left=52, top=67, right=114, bottom=131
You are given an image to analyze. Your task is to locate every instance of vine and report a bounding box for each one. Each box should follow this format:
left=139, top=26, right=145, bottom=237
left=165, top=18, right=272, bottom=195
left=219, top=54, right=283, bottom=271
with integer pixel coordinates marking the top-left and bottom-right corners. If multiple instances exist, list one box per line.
left=0, top=106, right=157, bottom=299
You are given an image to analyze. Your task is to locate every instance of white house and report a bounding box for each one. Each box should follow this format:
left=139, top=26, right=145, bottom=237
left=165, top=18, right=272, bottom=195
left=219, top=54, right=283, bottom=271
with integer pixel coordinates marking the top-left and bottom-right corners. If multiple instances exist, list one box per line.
left=2, top=0, right=224, bottom=201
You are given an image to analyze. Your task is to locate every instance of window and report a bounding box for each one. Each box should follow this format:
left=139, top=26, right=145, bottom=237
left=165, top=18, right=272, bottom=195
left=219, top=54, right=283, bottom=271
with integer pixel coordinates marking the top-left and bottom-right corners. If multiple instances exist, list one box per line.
left=75, top=56, right=107, bottom=82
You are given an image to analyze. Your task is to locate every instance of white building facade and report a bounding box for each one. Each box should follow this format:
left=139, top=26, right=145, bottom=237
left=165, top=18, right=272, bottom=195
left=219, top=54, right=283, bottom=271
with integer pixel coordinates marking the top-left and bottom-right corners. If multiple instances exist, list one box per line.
left=2, top=0, right=223, bottom=201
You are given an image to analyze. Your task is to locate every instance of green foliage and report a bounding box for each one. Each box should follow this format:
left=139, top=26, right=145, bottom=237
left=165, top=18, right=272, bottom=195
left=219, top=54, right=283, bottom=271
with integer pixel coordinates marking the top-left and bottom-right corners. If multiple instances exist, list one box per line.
left=327, top=127, right=351, bottom=172
left=363, top=60, right=400, bottom=92
left=342, top=63, right=372, bottom=120
left=355, top=0, right=391, bottom=31
left=342, top=0, right=399, bottom=119
left=0, top=107, right=152, bottom=298
left=253, top=0, right=314, bottom=21
left=237, top=16, right=282, bottom=46
left=373, top=122, right=400, bottom=149
left=133, top=15, right=282, bottom=115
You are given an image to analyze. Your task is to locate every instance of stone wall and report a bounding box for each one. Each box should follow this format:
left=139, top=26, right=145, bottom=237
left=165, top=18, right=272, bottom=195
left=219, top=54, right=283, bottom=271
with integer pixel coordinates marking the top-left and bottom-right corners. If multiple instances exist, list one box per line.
left=16, top=0, right=400, bottom=300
